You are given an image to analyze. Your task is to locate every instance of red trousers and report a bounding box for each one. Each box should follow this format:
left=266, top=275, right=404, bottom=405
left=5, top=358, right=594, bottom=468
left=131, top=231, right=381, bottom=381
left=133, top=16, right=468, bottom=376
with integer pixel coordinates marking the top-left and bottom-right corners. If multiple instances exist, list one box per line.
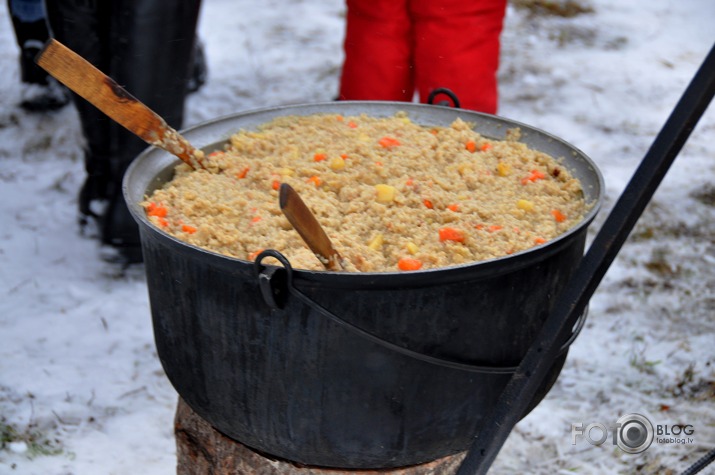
left=338, top=0, right=507, bottom=113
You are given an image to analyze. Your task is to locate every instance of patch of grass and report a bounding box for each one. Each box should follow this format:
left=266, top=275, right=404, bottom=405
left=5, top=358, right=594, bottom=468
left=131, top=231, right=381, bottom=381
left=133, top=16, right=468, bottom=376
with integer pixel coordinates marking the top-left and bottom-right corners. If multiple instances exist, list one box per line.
left=0, top=112, right=21, bottom=129
left=22, top=135, right=54, bottom=155
left=630, top=221, right=708, bottom=242
left=548, top=24, right=597, bottom=47
left=690, top=183, right=715, bottom=207
left=669, top=363, right=715, bottom=401
left=644, top=247, right=681, bottom=277
left=630, top=356, right=662, bottom=375
left=629, top=200, right=713, bottom=243
left=619, top=276, right=675, bottom=296
left=511, top=0, right=594, bottom=18
left=629, top=341, right=661, bottom=375
left=634, top=456, right=677, bottom=475
left=0, top=417, right=63, bottom=458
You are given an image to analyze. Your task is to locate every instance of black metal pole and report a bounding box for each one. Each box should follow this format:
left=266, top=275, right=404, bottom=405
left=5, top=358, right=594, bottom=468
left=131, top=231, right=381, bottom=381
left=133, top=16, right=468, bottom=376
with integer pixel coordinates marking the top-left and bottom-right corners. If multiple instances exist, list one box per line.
left=456, top=42, right=715, bottom=475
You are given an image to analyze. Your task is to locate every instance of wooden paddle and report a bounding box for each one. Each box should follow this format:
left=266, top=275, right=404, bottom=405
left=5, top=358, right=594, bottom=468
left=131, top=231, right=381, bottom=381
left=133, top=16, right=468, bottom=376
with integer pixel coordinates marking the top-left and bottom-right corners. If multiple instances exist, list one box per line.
left=279, top=184, right=345, bottom=271
left=35, top=38, right=205, bottom=170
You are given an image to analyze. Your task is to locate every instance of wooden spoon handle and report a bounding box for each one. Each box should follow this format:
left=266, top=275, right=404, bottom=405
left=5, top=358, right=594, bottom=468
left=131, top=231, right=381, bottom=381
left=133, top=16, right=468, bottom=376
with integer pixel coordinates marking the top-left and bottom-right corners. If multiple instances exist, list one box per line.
left=279, top=184, right=345, bottom=271
left=35, top=39, right=205, bottom=170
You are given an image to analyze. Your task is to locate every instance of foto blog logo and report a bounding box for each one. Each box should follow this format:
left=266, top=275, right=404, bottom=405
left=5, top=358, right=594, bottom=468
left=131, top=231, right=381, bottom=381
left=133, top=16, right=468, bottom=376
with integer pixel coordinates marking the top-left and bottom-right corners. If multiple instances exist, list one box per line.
left=571, top=413, right=694, bottom=454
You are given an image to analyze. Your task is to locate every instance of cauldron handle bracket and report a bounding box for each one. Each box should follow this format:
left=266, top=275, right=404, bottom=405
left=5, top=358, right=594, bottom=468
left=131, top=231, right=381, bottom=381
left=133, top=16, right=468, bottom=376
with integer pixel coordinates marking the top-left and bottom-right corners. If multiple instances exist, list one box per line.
left=254, top=249, right=290, bottom=310
left=427, top=88, right=461, bottom=108
left=253, top=249, right=587, bottom=374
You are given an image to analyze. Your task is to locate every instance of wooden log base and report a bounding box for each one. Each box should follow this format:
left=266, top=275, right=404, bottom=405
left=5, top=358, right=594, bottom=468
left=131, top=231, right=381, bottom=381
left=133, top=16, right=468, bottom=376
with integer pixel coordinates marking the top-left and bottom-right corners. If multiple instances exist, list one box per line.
left=175, top=398, right=466, bottom=475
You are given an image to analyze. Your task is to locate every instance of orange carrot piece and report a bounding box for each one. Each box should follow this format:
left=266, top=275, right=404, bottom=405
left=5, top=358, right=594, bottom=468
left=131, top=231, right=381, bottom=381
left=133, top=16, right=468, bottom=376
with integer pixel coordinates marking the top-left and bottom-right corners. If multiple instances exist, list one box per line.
left=488, top=225, right=503, bottom=232
left=247, top=249, right=265, bottom=261
left=348, top=121, right=358, bottom=128
left=307, top=175, right=322, bottom=186
left=147, top=203, right=168, bottom=218
left=481, top=143, right=493, bottom=151
left=534, top=237, right=547, bottom=245
left=314, top=153, right=327, bottom=162
left=551, top=209, right=567, bottom=222
left=236, top=167, right=250, bottom=179
left=439, top=227, right=465, bottom=243
left=251, top=216, right=262, bottom=224
left=465, top=140, right=477, bottom=153
left=182, top=224, right=197, bottom=234
left=447, top=203, right=460, bottom=212
left=272, top=180, right=280, bottom=190
left=423, top=199, right=434, bottom=209
left=157, top=217, right=169, bottom=227
left=378, top=136, right=401, bottom=148
left=398, top=257, right=423, bottom=271
left=521, top=169, right=547, bottom=185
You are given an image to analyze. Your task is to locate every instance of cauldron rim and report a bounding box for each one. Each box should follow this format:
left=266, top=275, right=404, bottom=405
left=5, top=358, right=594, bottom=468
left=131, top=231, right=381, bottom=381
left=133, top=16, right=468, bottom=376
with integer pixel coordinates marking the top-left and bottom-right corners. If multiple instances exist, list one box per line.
left=124, top=101, right=604, bottom=287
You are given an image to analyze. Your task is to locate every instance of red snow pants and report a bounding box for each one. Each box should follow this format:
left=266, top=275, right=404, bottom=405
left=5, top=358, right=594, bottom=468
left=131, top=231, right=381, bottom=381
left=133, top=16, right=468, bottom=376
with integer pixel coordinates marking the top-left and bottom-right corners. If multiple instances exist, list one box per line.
left=338, top=0, right=507, bottom=113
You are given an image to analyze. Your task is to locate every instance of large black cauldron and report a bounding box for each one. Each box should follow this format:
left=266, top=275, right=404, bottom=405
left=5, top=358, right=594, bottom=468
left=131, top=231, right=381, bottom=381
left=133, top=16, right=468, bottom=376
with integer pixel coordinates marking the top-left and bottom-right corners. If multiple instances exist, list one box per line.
left=124, top=102, right=604, bottom=469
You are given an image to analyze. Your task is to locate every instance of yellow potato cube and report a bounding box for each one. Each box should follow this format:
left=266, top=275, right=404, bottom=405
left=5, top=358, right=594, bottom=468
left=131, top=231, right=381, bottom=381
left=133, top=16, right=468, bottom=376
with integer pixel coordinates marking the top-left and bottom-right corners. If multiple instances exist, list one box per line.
left=375, top=184, right=396, bottom=203
left=330, top=156, right=346, bottom=171
left=497, top=162, right=511, bottom=176
left=517, top=199, right=535, bottom=211
left=368, top=234, right=384, bottom=250
left=406, top=242, right=419, bottom=255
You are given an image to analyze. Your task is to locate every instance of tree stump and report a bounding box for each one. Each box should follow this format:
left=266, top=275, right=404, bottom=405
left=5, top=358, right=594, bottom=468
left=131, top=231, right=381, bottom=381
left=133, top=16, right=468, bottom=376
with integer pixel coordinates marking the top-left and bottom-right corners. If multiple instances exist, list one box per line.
left=175, top=398, right=466, bottom=475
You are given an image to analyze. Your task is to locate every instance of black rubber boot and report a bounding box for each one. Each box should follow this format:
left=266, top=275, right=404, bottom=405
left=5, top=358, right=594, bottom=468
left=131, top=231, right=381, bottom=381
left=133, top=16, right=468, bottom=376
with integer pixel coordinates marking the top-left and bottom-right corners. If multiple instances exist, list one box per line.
left=7, top=0, right=70, bottom=110
left=45, top=0, right=202, bottom=264
left=100, top=158, right=143, bottom=263
left=77, top=152, right=111, bottom=222
left=187, top=39, right=208, bottom=94
left=8, top=0, right=50, bottom=84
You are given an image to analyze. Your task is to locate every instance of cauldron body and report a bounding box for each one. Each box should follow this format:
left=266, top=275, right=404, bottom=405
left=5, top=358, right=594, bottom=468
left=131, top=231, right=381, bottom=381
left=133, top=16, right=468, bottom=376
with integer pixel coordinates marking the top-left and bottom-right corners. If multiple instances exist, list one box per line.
left=125, top=102, right=604, bottom=469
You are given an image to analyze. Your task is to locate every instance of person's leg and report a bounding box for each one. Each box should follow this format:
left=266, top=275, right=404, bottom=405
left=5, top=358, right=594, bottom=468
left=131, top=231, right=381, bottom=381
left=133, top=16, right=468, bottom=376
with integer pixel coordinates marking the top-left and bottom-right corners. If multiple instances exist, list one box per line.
left=187, top=38, right=208, bottom=94
left=338, top=0, right=414, bottom=102
left=98, top=0, right=201, bottom=261
left=45, top=0, right=113, bottom=224
left=45, top=0, right=202, bottom=263
left=7, top=0, right=49, bottom=83
left=410, top=0, right=507, bottom=113
left=7, top=0, right=69, bottom=110
left=108, top=0, right=201, bottom=133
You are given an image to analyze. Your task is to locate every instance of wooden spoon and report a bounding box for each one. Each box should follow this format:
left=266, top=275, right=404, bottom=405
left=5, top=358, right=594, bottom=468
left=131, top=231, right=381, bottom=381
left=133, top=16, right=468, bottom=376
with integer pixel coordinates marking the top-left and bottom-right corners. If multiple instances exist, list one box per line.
left=279, top=184, right=345, bottom=271
left=35, top=39, right=205, bottom=170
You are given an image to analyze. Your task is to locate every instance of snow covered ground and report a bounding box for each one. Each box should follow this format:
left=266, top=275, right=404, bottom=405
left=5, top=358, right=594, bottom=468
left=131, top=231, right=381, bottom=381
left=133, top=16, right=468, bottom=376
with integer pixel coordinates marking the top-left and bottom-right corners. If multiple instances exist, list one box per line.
left=1, top=0, right=713, bottom=474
